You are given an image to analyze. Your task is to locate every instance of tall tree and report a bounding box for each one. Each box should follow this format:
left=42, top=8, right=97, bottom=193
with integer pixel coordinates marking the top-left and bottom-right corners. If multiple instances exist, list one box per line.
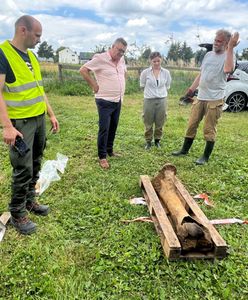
left=126, top=42, right=146, bottom=65
left=195, top=49, right=206, bottom=66
left=141, top=47, right=152, bottom=60
left=167, top=41, right=194, bottom=64
left=241, top=48, right=248, bottom=60
left=37, top=41, right=54, bottom=59
left=93, top=44, right=108, bottom=53
left=180, top=42, right=194, bottom=65
left=167, top=42, right=181, bottom=62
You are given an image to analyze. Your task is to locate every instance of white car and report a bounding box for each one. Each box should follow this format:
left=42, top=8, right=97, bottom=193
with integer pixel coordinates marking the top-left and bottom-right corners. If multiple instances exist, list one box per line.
left=225, top=61, right=248, bottom=112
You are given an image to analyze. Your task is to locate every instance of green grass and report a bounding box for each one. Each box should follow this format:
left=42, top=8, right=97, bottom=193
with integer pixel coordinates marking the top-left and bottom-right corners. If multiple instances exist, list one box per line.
left=0, top=91, right=248, bottom=299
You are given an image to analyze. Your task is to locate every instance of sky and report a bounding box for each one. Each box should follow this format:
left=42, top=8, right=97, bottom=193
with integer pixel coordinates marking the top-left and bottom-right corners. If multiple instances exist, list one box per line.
left=1, top=0, right=248, bottom=56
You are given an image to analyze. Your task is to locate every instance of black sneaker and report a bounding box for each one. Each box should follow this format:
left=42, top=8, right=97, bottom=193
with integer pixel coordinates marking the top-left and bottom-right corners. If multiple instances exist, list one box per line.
left=154, top=140, right=161, bottom=148
left=145, top=141, right=152, bottom=150
left=10, top=216, right=36, bottom=235
left=26, top=202, right=50, bottom=216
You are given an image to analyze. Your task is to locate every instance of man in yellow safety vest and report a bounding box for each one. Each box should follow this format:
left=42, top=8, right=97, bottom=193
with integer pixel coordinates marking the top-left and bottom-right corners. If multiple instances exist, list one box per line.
left=0, top=15, right=59, bottom=234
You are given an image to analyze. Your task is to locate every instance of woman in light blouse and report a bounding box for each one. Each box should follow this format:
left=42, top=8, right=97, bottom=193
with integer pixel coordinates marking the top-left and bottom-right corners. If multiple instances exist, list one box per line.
left=140, top=52, right=171, bottom=150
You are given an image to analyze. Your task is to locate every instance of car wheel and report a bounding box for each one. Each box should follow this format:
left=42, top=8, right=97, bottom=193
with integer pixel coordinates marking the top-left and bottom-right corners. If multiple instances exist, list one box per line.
left=226, top=92, right=247, bottom=112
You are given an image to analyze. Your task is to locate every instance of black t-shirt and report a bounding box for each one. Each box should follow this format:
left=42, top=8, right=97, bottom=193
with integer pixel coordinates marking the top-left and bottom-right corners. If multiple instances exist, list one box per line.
left=0, top=44, right=34, bottom=84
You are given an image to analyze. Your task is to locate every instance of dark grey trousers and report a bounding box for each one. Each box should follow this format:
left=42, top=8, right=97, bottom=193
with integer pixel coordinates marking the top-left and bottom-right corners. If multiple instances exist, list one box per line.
left=9, top=114, right=46, bottom=217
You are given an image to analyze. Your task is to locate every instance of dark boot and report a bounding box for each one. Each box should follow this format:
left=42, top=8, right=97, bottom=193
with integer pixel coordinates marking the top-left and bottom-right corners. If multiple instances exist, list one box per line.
left=10, top=216, right=37, bottom=235
left=26, top=201, right=50, bottom=216
left=145, top=141, right=152, bottom=150
left=195, top=141, right=215, bottom=165
left=154, top=139, right=161, bottom=148
left=172, top=137, right=194, bottom=156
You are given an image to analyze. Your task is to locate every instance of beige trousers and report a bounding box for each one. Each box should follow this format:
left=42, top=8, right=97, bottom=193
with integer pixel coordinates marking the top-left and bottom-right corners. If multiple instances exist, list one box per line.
left=143, top=97, right=167, bottom=142
left=185, top=99, right=224, bottom=142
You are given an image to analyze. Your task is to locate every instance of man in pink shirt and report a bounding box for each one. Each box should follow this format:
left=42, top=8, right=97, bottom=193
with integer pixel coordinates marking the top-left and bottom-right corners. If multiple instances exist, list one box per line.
left=80, top=38, right=127, bottom=169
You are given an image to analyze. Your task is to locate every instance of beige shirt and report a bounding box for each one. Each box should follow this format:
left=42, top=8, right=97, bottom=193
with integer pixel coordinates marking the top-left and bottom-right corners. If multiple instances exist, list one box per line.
left=83, top=51, right=126, bottom=102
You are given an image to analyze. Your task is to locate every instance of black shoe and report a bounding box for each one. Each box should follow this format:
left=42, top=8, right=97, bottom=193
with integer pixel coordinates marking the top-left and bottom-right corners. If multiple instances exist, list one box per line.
left=145, top=142, right=152, bottom=150
left=26, top=202, right=50, bottom=216
left=10, top=216, right=36, bottom=235
left=154, top=140, right=161, bottom=148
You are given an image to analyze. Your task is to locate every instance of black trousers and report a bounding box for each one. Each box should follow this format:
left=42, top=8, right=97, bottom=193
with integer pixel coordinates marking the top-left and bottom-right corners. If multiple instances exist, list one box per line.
left=95, top=98, right=121, bottom=159
left=9, top=114, right=46, bottom=217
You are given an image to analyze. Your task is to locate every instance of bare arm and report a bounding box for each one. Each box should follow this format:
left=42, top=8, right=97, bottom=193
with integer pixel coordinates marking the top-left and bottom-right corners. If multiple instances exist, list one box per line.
left=140, top=69, right=147, bottom=88
left=0, top=74, right=22, bottom=145
left=44, top=93, right=59, bottom=133
left=224, top=32, right=239, bottom=73
left=79, top=66, right=99, bottom=93
left=188, top=73, right=201, bottom=94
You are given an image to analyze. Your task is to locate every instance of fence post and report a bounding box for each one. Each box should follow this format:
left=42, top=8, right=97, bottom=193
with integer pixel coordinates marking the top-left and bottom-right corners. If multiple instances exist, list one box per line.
left=138, top=67, right=143, bottom=76
left=58, top=64, right=63, bottom=82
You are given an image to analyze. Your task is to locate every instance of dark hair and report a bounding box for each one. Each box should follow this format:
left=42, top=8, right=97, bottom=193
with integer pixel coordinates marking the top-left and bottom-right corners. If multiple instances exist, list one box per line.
left=149, top=51, right=162, bottom=60
left=15, top=15, right=36, bottom=31
left=113, top=37, right=127, bottom=47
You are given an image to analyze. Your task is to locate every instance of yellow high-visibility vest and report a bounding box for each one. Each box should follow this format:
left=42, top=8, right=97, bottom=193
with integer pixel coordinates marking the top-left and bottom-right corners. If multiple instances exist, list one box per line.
left=0, top=40, right=47, bottom=119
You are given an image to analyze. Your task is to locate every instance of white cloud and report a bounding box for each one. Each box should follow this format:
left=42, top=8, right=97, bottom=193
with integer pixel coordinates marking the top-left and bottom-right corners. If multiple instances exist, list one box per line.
left=102, top=0, right=141, bottom=13
left=127, top=18, right=148, bottom=27
left=0, top=0, right=248, bottom=55
left=14, top=0, right=102, bottom=11
left=95, top=32, right=116, bottom=41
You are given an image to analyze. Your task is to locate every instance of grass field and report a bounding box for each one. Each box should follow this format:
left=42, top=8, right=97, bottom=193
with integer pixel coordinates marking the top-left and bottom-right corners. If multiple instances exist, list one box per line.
left=0, top=88, right=247, bottom=299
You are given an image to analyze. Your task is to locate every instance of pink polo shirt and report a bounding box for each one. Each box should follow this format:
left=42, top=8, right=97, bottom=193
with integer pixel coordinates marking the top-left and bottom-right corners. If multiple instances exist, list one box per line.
left=83, top=51, right=126, bottom=102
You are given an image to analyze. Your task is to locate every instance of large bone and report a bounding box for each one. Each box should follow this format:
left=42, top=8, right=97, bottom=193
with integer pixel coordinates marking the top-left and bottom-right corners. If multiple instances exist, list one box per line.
left=152, top=164, right=213, bottom=252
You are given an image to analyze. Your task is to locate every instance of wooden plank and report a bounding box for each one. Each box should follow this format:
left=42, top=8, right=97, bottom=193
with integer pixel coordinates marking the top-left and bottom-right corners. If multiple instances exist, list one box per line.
left=0, top=212, right=11, bottom=242
left=173, top=177, right=228, bottom=254
left=140, top=175, right=181, bottom=259
left=0, top=212, right=11, bottom=225
left=143, top=190, right=181, bottom=259
left=142, top=190, right=181, bottom=259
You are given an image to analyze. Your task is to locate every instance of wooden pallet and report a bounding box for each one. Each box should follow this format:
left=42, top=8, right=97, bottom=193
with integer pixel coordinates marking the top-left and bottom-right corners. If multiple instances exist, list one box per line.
left=140, top=174, right=228, bottom=260
left=0, top=212, right=11, bottom=242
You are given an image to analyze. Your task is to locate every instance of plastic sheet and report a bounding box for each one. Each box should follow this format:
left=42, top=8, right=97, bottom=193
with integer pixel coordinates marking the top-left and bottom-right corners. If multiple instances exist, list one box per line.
left=129, top=197, right=147, bottom=205
left=193, top=193, right=214, bottom=207
left=210, top=218, right=248, bottom=225
left=36, top=153, right=68, bottom=195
